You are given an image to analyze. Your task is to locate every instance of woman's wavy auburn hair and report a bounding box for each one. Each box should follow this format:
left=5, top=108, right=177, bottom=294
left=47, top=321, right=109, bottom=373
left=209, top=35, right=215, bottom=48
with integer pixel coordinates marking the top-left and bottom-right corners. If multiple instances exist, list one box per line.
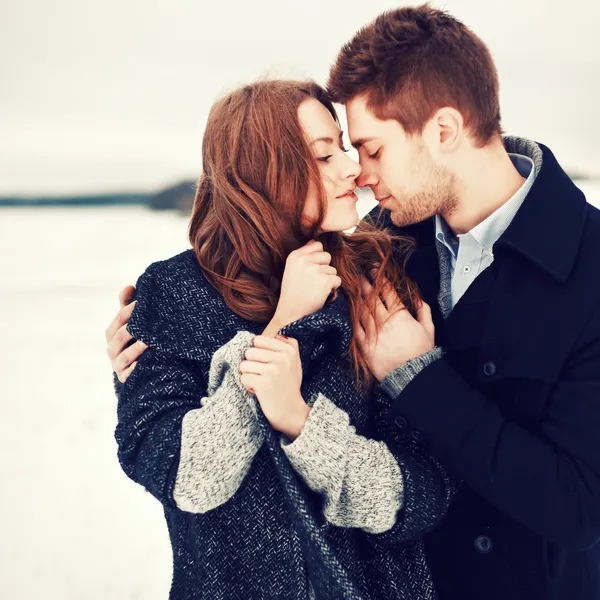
left=189, top=79, right=419, bottom=388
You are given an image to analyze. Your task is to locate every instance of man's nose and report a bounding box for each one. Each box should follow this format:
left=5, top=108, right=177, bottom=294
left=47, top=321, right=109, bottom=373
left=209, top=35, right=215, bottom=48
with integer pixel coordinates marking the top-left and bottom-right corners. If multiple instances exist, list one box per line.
left=356, top=168, right=378, bottom=188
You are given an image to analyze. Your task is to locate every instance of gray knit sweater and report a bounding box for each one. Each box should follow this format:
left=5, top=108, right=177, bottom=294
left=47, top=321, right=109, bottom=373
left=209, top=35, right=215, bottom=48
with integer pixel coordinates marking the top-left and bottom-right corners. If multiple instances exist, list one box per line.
left=173, top=330, right=404, bottom=535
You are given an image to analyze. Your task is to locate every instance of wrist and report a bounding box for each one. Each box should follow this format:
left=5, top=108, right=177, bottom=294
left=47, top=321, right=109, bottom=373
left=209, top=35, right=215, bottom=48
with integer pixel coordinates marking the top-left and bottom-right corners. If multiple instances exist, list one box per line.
left=263, top=310, right=300, bottom=337
left=380, top=347, right=445, bottom=397
left=279, top=398, right=311, bottom=440
left=394, top=344, right=436, bottom=372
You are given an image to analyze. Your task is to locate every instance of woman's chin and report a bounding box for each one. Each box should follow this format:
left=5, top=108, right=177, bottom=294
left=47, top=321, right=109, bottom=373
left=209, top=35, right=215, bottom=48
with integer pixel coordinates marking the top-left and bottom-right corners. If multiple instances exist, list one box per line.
left=321, top=209, right=360, bottom=233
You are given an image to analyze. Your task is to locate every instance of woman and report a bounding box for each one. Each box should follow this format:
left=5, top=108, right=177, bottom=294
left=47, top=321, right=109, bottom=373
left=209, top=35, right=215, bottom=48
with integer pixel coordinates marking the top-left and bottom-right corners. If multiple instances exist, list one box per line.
left=111, top=80, right=455, bottom=600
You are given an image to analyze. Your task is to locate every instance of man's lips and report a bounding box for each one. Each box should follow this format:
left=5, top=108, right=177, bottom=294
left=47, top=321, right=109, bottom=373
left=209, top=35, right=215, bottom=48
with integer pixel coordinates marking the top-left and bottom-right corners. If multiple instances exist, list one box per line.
left=375, top=195, right=391, bottom=203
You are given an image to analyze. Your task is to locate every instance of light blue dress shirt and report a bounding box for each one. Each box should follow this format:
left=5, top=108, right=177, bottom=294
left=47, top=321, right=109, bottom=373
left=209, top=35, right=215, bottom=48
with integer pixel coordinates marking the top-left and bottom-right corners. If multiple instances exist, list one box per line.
left=434, top=154, right=536, bottom=309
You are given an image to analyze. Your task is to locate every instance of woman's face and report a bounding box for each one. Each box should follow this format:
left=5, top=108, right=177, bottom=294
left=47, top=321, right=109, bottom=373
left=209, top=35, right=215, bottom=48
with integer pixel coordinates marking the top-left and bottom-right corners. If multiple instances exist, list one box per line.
left=298, top=98, right=362, bottom=233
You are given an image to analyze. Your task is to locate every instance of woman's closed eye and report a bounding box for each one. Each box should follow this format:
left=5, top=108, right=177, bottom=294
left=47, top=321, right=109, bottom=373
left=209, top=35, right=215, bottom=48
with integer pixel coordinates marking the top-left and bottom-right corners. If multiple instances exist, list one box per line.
left=317, top=154, right=333, bottom=163
left=368, top=148, right=381, bottom=160
left=317, top=146, right=350, bottom=163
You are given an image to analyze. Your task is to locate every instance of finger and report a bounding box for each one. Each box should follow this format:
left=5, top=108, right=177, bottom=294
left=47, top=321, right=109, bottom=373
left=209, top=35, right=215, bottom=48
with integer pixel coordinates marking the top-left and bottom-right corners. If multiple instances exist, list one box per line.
left=374, top=295, right=389, bottom=324
left=416, top=300, right=435, bottom=338
left=244, top=347, right=277, bottom=363
left=330, top=275, right=342, bottom=290
left=369, top=268, right=380, bottom=285
left=105, top=301, right=136, bottom=342
left=297, top=240, right=323, bottom=255
left=118, top=361, right=138, bottom=384
left=354, top=321, right=367, bottom=348
left=114, top=339, right=148, bottom=373
left=107, top=323, right=134, bottom=360
left=308, top=251, right=332, bottom=265
left=380, top=277, right=405, bottom=313
left=361, top=276, right=374, bottom=296
left=319, top=265, right=337, bottom=276
left=119, top=285, right=136, bottom=308
left=361, top=278, right=387, bottom=325
left=253, top=335, right=292, bottom=353
left=240, top=360, right=269, bottom=375
left=240, top=373, right=259, bottom=394
left=275, top=334, right=299, bottom=348
left=413, top=294, right=425, bottom=312
left=275, top=335, right=300, bottom=356
left=358, top=302, right=377, bottom=341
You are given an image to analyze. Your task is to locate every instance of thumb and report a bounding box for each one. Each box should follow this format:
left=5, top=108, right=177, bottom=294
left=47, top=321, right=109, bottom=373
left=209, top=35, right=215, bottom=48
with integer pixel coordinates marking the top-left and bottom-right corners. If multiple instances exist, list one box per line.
left=330, top=275, right=342, bottom=290
left=416, top=300, right=435, bottom=339
left=119, top=285, right=136, bottom=308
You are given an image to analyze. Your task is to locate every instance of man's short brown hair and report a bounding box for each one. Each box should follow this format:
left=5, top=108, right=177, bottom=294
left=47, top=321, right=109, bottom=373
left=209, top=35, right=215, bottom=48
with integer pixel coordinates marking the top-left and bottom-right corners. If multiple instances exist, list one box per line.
left=327, top=4, right=502, bottom=146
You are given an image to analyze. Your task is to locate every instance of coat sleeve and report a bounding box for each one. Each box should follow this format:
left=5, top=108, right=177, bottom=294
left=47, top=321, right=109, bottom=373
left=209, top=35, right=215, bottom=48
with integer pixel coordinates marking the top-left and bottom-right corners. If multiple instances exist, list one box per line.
left=362, top=398, right=460, bottom=548
left=383, top=302, right=600, bottom=551
left=114, top=266, right=263, bottom=513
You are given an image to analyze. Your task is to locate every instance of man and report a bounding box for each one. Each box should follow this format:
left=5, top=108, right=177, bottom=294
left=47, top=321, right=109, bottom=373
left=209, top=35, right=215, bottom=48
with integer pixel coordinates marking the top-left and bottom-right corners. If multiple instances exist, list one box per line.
left=107, top=5, right=600, bottom=599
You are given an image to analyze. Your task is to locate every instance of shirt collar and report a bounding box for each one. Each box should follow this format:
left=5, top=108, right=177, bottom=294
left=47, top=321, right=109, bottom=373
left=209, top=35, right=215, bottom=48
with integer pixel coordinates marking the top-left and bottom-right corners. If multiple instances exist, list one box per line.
left=435, top=213, right=458, bottom=258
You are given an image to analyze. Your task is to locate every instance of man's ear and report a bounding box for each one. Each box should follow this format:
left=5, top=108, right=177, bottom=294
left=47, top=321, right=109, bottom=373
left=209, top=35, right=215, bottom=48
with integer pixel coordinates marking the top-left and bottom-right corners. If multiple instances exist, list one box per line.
left=424, top=107, right=463, bottom=153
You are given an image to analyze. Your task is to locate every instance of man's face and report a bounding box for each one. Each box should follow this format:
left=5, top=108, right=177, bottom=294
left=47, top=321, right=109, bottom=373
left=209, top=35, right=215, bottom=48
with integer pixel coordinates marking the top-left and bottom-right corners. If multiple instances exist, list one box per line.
left=346, top=95, right=457, bottom=227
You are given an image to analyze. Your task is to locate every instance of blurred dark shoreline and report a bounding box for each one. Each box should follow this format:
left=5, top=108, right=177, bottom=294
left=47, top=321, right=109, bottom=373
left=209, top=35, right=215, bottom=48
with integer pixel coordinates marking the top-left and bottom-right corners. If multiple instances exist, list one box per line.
left=0, top=193, right=150, bottom=208
left=1, top=174, right=598, bottom=211
left=0, top=180, right=197, bottom=212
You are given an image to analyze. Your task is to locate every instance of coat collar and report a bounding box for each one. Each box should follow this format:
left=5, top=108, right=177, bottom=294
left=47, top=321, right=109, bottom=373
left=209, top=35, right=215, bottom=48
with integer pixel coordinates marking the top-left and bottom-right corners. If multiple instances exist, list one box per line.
left=279, top=291, right=353, bottom=366
left=494, top=143, right=587, bottom=283
left=128, top=250, right=354, bottom=366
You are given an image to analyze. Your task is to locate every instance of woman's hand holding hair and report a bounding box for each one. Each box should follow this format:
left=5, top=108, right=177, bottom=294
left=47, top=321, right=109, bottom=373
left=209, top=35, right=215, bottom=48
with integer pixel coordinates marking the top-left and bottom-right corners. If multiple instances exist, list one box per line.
left=263, top=240, right=342, bottom=337
left=240, top=334, right=310, bottom=440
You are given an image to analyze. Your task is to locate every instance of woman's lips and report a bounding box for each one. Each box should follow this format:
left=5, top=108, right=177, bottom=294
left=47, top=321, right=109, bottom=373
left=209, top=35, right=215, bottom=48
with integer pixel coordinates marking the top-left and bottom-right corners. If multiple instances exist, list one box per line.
left=337, top=191, right=358, bottom=201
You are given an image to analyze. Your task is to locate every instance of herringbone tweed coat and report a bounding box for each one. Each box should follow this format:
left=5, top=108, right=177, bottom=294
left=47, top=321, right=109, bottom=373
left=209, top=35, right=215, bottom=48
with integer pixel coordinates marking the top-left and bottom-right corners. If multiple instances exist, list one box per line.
left=114, top=249, right=455, bottom=600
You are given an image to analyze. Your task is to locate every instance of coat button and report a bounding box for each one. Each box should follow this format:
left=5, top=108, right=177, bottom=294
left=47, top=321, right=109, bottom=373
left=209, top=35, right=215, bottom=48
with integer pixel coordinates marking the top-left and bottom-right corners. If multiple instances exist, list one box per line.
left=394, top=415, right=408, bottom=430
left=411, top=430, right=424, bottom=443
left=474, top=535, right=493, bottom=554
left=483, top=361, right=497, bottom=377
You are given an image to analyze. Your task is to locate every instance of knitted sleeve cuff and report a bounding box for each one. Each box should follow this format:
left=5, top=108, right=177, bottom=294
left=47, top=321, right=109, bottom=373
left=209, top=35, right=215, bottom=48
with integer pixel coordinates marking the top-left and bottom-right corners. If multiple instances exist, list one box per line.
left=281, top=394, right=404, bottom=534
left=381, top=347, right=445, bottom=399
left=281, top=393, right=349, bottom=492
left=173, top=331, right=264, bottom=513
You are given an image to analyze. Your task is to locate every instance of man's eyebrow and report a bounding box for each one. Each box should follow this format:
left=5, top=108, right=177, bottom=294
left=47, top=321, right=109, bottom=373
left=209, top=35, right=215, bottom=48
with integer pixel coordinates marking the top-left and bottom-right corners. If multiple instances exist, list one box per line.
left=351, top=137, right=375, bottom=149
left=310, top=131, right=345, bottom=146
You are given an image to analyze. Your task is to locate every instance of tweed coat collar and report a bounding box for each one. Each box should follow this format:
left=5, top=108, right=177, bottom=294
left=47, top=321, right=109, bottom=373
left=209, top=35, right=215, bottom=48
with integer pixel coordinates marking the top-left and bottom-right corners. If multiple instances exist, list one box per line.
left=127, top=248, right=354, bottom=369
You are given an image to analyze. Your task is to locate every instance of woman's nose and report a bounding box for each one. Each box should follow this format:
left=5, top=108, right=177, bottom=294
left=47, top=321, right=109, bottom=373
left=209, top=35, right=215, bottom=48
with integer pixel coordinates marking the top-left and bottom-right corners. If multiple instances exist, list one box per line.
left=343, top=153, right=362, bottom=181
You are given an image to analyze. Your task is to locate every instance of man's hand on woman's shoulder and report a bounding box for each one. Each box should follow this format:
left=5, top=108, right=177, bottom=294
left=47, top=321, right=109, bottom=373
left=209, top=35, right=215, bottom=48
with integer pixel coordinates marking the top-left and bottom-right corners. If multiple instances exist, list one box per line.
left=105, top=285, right=148, bottom=383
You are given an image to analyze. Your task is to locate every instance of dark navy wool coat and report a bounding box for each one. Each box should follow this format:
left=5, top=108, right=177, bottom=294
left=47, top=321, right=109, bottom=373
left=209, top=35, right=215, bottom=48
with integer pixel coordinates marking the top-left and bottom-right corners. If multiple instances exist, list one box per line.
left=114, top=251, right=456, bottom=600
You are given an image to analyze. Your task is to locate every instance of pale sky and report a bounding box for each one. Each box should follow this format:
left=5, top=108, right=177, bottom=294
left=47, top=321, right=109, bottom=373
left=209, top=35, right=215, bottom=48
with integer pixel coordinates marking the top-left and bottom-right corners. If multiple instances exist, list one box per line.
left=2, top=0, right=599, bottom=195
